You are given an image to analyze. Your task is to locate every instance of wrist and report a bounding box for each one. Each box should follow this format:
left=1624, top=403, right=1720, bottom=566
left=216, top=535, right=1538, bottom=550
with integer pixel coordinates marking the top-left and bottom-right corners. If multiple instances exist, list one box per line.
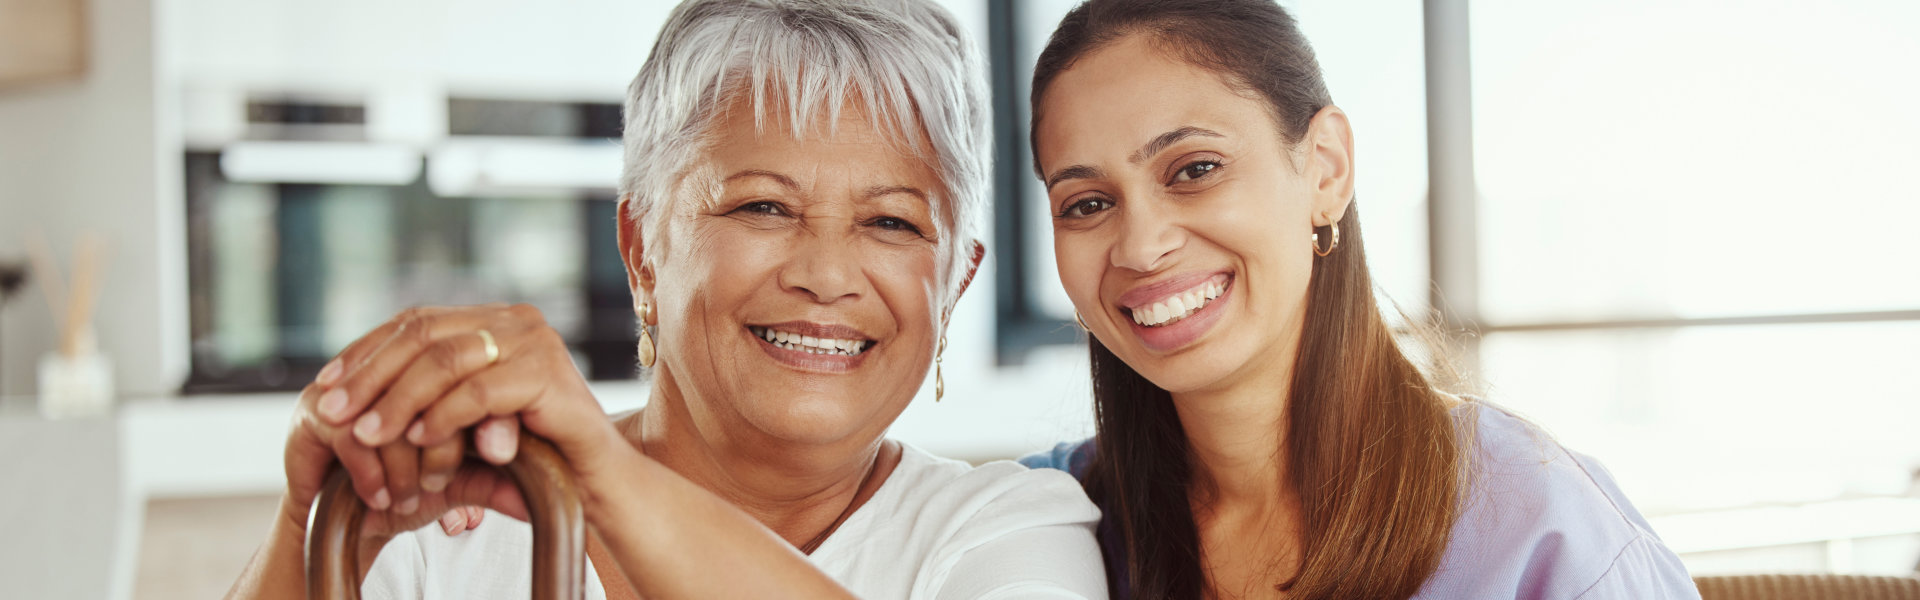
left=565, top=418, right=639, bottom=490
left=576, top=442, right=657, bottom=531
left=277, top=493, right=310, bottom=538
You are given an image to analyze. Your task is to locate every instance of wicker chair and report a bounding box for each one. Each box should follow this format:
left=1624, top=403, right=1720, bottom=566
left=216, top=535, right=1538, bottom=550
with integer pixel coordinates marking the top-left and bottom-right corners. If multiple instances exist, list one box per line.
left=1695, top=574, right=1920, bottom=600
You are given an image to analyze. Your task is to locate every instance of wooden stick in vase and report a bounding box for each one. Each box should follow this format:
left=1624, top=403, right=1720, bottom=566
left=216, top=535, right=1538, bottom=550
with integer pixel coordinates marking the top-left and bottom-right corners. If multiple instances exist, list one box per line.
left=61, top=233, right=106, bottom=359
left=25, top=234, right=69, bottom=344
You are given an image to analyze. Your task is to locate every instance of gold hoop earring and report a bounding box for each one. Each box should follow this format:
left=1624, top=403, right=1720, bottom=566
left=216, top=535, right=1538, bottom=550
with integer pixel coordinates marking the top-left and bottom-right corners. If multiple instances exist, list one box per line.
left=1312, top=221, right=1341, bottom=257
left=933, top=334, right=946, bottom=402
left=1074, top=312, right=1090, bottom=330
left=637, top=302, right=657, bottom=369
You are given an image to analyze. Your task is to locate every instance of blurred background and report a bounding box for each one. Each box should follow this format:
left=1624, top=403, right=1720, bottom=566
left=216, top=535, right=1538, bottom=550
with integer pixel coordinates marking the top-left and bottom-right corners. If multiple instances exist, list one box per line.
left=1, top=0, right=1915, bottom=597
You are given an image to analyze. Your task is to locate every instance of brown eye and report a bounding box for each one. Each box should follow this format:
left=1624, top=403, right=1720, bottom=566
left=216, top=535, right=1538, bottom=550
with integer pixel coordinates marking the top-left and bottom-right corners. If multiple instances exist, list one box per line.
left=869, top=216, right=922, bottom=234
left=733, top=201, right=787, bottom=216
left=1058, top=197, right=1114, bottom=219
left=1172, top=161, right=1219, bottom=183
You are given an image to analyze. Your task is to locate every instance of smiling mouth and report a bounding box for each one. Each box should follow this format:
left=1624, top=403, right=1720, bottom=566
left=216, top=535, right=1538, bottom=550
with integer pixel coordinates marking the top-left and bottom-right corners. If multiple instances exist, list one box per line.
left=747, top=325, right=876, bottom=357
left=1123, top=276, right=1230, bottom=328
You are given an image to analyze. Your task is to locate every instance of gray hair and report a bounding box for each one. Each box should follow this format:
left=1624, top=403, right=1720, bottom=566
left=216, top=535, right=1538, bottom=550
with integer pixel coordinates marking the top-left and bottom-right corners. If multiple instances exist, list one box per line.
left=620, top=0, right=990, bottom=293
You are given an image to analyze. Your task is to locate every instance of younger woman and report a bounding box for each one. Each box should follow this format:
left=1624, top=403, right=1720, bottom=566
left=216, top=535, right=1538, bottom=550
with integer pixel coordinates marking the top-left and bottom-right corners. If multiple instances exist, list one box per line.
left=1021, top=1, right=1698, bottom=598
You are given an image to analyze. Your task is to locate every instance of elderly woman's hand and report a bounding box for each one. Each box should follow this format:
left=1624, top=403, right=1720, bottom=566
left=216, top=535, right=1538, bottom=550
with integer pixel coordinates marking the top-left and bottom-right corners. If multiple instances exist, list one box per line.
left=280, top=377, right=530, bottom=547
left=305, top=303, right=630, bottom=523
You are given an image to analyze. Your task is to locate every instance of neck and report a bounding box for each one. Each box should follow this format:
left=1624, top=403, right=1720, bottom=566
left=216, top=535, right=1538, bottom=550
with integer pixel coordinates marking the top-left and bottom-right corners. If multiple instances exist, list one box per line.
left=1171, top=314, right=1303, bottom=510
left=627, top=370, right=888, bottom=549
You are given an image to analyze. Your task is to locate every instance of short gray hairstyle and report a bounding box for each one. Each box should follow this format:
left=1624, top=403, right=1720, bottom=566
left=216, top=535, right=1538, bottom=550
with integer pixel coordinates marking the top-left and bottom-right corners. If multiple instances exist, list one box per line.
left=621, top=0, right=990, bottom=293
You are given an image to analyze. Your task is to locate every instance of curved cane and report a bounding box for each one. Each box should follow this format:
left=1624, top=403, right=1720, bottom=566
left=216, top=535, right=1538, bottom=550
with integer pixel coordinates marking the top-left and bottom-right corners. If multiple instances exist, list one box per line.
left=304, top=435, right=586, bottom=599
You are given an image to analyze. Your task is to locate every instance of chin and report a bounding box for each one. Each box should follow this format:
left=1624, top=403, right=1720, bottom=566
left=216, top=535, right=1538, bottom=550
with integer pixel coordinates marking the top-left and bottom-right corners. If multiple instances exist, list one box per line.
left=1130, top=352, right=1243, bottom=396
left=740, top=391, right=886, bottom=445
left=1111, top=323, right=1268, bottom=397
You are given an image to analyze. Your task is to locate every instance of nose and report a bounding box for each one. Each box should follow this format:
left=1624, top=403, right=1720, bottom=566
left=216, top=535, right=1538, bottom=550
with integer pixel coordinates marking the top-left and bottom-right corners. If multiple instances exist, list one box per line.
left=1109, top=198, right=1183, bottom=273
left=779, top=229, right=867, bottom=304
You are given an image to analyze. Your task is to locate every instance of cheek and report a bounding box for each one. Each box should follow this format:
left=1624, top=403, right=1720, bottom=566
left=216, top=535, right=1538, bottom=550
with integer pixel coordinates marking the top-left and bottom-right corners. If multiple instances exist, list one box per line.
left=1206, top=173, right=1316, bottom=255
left=1195, top=188, right=1317, bottom=315
left=865, top=241, right=942, bottom=331
left=660, top=224, right=784, bottom=337
left=1051, top=230, right=1108, bottom=312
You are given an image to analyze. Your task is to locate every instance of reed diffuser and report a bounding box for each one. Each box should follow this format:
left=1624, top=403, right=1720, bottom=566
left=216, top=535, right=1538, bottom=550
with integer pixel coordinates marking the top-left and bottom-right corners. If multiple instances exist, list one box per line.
left=28, top=233, right=114, bottom=418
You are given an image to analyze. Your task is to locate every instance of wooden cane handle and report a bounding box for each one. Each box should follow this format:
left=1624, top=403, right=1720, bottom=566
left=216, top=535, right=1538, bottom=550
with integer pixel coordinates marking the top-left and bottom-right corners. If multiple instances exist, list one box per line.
left=304, top=435, right=587, bottom=599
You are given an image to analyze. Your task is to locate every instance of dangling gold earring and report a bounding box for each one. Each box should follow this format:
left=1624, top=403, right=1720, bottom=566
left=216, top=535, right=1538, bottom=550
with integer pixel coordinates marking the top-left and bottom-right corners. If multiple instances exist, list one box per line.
left=934, top=333, right=946, bottom=402
left=636, top=302, right=657, bottom=369
left=1312, top=221, right=1341, bottom=257
left=1075, top=312, right=1090, bottom=330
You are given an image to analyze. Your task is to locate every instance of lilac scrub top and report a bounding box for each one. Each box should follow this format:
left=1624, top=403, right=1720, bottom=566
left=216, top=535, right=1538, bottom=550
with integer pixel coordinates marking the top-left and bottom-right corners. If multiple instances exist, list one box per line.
left=1019, top=402, right=1702, bottom=599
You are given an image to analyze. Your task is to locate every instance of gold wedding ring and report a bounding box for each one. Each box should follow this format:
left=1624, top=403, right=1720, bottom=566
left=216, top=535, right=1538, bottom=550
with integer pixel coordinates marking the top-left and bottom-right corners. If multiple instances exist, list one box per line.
left=476, top=329, right=500, bottom=365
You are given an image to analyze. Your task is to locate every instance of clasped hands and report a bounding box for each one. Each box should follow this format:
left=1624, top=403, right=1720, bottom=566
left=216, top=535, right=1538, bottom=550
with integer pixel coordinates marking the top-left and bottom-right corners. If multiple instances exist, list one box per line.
left=280, top=304, right=628, bottom=544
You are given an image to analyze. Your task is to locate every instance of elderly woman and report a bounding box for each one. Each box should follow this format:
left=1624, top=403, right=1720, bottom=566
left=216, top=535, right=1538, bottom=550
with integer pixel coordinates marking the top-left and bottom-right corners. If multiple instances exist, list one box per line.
left=224, top=1, right=1105, bottom=598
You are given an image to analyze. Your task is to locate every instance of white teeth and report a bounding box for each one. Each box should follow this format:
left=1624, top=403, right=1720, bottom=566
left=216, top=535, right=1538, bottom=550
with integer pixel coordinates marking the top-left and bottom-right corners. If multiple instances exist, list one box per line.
left=750, top=326, right=870, bottom=356
left=1129, top=279, right=1228, bottom=328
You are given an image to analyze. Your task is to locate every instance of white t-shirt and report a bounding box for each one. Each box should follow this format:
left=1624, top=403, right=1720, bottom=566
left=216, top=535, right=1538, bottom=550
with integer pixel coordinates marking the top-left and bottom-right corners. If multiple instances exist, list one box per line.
left=362, top=442, right=1107, bottom=599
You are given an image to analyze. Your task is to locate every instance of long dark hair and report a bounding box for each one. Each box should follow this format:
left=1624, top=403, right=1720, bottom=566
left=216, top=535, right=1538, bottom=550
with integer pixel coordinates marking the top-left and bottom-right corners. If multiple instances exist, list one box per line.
left=1031, top=1, right=1467, bottom=598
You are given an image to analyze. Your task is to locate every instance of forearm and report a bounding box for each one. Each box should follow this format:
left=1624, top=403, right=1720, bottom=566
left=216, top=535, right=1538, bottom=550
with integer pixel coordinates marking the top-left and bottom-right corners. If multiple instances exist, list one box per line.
left=224, top=497, right=310, bottom=600
left=585, top=448, right=857, bottom=600
left=225, top=494, right=397, bottom=599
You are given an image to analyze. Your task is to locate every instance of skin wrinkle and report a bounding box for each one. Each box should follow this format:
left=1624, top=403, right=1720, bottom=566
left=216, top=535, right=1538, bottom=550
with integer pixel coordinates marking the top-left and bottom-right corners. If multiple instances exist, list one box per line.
left=628, top=91, right=967, bottom=548
left=646, top=86, right=961, bottom=292
left=623, top=0, right=992, bottom=262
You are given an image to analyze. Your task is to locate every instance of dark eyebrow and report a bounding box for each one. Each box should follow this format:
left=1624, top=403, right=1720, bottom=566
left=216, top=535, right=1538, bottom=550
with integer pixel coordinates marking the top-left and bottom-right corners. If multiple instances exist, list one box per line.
left=1044, top=126, right=1225, bottom=191
left=1129, top=126, right=1225, bottom=164
left=723, top=169, right=799, bottom=190
left=862, top=185, right=928, bottom=203
left=1045, top=164, right=1106, bottom=191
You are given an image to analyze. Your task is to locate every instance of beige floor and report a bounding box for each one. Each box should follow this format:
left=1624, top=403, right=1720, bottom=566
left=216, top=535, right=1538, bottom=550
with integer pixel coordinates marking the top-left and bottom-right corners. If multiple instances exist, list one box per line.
left=135, top=495, right=280, bottom=600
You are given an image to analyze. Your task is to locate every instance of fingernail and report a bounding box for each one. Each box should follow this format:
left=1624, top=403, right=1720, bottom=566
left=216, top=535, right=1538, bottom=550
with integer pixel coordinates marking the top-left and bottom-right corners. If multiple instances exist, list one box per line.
left=406, top=421, right=426, bottom=444
left=421, top=473, right=449, bottom=493
left=396, top=495, right=419, bottom=515
left=440, top=513, right=463, bottom=535
left=319, top=389, right=348, bottom=421
left=485, top=424, right=516, bottom=463
left=316, top=359, right=343, bottom=386
left=371, top=487, right=392, bottom=511
left=354, top=412, right=382, bottom=444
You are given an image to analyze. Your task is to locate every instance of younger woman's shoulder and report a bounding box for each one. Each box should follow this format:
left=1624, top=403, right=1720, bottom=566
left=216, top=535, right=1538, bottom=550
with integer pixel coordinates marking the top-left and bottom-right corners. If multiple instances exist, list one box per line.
left=1453, top=401, right=1643, bottom=520
left=1425, top=400, right=1698, bottom=599
left=1017, top=437, right=1097, bottom=481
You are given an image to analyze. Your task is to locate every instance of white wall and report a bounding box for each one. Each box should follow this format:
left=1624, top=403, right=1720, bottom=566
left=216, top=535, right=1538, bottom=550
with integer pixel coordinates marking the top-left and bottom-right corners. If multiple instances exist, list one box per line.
left=169, top=0, right=679, bottom=117
left=0, top=0, right=187, bottom=399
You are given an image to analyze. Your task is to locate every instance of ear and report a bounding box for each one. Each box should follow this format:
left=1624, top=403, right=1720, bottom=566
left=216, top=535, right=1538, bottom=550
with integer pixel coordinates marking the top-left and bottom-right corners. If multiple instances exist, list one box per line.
left=1305, top=105, right=1356, bottom=227
left=615, top=195, right=656, bottom=317
left=943, top=240, right=988, bottom=323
